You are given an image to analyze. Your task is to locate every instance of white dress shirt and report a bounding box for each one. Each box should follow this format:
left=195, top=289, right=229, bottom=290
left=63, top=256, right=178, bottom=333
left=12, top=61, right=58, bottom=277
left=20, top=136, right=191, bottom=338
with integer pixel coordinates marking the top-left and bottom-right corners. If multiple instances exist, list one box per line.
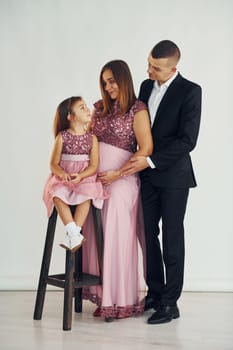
left=147, top=71, right=178, bottom=168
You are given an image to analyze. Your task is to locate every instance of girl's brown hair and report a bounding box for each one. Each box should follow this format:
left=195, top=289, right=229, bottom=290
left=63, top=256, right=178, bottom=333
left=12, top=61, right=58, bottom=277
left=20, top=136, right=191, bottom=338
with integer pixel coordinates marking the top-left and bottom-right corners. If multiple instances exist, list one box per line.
left=100, top=60, right=136, bottom=117
left=53, top=96, right=82, bottom=137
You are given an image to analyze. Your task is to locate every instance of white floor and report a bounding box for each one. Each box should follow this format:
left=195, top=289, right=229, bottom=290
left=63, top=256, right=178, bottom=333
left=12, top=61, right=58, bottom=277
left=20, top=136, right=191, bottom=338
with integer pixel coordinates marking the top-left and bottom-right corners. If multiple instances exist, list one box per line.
left=0, top=291, right=233, bottom=350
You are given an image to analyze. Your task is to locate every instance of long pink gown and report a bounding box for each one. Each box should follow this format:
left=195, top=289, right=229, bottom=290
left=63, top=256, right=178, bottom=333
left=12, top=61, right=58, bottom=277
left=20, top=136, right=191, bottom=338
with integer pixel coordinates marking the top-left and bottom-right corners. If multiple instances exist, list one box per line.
left=82, top=99, right=147, bottom=319
left=43, top=130, right=107, bottom=217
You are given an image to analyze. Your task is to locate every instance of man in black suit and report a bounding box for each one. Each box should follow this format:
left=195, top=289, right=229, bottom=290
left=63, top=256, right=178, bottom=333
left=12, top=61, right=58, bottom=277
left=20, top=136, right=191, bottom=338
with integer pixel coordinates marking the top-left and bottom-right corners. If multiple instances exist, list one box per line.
left=124, top=40, right=201, bottom=324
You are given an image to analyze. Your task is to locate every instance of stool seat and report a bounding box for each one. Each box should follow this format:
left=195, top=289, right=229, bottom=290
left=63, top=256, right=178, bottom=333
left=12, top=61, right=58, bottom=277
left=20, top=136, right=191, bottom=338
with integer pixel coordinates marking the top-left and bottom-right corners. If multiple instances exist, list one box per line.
left=33, top=205, right=103, bottom=330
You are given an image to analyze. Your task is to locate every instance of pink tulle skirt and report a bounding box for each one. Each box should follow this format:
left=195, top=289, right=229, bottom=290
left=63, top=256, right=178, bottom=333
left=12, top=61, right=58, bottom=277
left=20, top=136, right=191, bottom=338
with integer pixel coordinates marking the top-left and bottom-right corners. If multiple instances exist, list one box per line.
left=43, top=154, right=107, bottom=217
left=82, top=142, right=146, bottom=319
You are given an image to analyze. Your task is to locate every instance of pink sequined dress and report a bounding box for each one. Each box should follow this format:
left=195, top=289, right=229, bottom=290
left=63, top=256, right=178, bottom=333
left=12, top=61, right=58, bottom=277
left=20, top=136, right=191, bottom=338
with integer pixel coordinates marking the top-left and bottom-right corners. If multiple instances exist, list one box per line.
left=43, top=130, right=107, bottom=217
left=82, top=99, right=147, bottom=319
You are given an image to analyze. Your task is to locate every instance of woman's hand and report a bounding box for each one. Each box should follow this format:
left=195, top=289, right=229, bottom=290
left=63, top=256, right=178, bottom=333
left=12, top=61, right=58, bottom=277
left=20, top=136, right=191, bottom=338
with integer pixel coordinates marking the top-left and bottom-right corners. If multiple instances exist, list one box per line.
left=97, top=170, right=121, bottom=185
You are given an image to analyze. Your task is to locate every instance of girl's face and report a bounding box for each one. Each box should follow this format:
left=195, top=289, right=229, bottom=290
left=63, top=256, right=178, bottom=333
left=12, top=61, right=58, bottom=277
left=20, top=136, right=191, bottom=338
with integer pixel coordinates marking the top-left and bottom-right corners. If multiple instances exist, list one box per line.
left=102, top=69, right=120, bottom=100
left=70, top=99, right=91, bottom=124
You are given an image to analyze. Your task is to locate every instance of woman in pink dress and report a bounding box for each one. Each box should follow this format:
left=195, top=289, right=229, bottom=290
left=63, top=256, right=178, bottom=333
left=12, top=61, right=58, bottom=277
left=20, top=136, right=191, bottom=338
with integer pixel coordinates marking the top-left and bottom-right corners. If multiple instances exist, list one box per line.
left=82, top=60, right=153, bottom=321
left=43, top=96, right=107, bottom=252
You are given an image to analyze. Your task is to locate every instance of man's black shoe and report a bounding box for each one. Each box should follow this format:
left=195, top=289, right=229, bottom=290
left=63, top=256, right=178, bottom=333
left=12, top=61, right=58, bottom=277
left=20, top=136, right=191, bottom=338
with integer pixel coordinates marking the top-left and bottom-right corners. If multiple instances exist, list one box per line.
left=147, top=305, right=180, bottom=324
left=144, top=296, right=160, bottom=312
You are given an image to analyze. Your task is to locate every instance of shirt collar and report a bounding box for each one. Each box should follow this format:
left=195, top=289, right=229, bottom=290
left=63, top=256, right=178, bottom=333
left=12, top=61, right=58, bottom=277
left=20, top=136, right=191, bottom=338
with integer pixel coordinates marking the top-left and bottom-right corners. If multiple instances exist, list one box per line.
left=154, top=71, right=178, bottom=90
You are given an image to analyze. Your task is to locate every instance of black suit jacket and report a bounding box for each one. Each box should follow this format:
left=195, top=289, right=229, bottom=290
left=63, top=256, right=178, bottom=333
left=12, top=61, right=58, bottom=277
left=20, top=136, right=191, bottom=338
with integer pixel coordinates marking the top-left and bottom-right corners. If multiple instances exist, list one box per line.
left=139, top=73, right=201, bottom=188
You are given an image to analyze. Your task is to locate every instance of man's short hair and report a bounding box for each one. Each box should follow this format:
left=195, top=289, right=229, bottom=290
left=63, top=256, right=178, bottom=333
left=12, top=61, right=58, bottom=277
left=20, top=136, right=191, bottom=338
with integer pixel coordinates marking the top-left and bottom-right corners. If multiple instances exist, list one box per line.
left=151, top=40, right=181, bottom=60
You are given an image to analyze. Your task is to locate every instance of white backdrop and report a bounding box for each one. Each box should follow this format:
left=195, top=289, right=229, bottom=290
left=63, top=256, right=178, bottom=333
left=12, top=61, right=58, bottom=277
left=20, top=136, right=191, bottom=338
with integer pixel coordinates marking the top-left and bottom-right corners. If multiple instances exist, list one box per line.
left=0, top=0, right=232, bottom=291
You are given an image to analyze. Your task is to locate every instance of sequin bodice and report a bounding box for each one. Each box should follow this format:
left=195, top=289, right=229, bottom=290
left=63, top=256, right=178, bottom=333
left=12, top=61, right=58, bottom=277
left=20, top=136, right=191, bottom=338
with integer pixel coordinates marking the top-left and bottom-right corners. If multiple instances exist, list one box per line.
left=61, top=130, right=93, bottom=155
left=92, top=100, right=147, bottom=153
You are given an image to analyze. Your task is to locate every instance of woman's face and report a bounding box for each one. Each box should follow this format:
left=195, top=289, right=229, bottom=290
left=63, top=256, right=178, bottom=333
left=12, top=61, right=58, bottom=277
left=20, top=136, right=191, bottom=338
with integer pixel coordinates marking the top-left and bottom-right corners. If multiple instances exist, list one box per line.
left=102, top=69, right=120, bottom=100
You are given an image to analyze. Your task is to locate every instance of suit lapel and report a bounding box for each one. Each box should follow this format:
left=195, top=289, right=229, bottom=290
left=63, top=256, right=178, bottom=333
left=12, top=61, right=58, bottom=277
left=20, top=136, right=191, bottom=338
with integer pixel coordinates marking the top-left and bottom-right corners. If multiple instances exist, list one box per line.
left=144, top=80, right=154, bottom=103
left=152, top=74, right=183, bottom=126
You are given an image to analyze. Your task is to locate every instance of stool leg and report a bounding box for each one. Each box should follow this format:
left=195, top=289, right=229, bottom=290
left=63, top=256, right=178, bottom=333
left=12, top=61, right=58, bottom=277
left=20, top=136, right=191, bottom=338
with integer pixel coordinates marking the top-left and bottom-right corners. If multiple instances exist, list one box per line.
left=74, top=248, right=83, bottom=313
left=33, top=208, right=57, bottom=320
left=92, top=207, right=104, bottom=280
left=63, top=250, right=75, bottom=331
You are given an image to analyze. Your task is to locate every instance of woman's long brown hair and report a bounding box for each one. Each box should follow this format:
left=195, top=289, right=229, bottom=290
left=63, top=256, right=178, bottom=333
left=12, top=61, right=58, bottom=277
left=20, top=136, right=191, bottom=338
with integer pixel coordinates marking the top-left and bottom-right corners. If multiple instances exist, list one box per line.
left=100, top=60, right=136, bottom=117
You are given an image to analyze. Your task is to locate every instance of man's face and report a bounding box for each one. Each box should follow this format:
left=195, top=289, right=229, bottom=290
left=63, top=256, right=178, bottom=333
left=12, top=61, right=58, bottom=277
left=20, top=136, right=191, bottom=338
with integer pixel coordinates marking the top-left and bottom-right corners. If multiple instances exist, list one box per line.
left=147, top=54, right=176, bottom=84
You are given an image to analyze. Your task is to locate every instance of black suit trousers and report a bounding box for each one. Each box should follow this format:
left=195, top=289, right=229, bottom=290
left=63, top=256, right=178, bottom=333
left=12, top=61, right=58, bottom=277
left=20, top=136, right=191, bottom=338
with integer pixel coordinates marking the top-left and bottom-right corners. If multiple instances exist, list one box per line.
left=141, top=175, right=189, bottom=306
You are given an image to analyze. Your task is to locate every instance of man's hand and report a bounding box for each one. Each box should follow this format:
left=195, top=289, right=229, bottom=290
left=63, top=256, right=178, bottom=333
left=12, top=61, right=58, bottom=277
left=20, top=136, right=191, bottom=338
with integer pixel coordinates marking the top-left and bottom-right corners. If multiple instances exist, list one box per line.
left=121, top=156, right=149, bottom=176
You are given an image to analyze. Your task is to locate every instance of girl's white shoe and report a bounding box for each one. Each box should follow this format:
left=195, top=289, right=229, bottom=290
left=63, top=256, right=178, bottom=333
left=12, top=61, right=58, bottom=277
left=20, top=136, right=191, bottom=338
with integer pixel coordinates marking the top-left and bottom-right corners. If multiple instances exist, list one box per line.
left=70, top=232, right=85, bottom=253
left=60, top=232, right=85, bottom=252
left=59, top=234, right=70, bottom=250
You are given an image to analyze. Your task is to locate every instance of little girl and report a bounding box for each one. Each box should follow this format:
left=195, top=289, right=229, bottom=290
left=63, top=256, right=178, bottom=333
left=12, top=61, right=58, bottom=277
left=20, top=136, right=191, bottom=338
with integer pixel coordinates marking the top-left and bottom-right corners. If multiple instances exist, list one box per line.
left=43, top=96, right=106, bottom=253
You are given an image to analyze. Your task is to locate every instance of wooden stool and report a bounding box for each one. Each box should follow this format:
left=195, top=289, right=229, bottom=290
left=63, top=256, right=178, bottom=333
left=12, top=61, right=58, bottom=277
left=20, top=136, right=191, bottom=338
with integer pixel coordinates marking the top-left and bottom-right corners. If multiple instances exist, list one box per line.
left=33, top=205, right=103, bottom=330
